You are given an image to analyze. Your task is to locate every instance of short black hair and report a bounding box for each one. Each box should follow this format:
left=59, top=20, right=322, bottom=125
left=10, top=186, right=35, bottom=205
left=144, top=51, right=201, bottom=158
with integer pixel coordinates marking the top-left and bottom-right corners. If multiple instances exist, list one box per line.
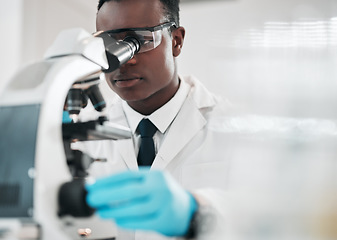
left=97, top=0, right=180, bottom=26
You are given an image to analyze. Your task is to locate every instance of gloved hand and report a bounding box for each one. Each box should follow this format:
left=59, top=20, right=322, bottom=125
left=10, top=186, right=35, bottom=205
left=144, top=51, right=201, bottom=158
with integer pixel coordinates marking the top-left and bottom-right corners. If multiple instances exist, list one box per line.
left=85, top=169, right=198, bottom=236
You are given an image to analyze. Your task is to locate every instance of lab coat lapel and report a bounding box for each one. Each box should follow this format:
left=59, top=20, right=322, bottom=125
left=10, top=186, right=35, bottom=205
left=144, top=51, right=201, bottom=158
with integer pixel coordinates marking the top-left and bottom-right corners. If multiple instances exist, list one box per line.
left=108, top=101, right=138, bottom=170
left=152, top=96, right=207, bottom=170
left=116, top=138, right=138, bottom=170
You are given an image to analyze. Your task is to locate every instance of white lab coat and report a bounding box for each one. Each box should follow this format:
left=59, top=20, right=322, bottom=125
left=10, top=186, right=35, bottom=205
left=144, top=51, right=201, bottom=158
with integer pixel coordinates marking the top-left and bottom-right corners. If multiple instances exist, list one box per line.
left=76, top=75, right=337, bottom=240
left=79, top=75, right=230, bottom=240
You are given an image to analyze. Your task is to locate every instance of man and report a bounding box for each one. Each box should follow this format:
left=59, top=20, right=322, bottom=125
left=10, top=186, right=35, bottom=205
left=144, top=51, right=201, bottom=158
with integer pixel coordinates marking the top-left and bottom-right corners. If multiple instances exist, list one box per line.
left=82, top=0, right=229, bottom=239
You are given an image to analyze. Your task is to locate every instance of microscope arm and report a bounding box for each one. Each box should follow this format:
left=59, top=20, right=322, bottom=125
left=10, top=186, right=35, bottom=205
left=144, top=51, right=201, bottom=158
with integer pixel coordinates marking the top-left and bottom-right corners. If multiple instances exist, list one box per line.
left=0, top=28, right=129, bottom=240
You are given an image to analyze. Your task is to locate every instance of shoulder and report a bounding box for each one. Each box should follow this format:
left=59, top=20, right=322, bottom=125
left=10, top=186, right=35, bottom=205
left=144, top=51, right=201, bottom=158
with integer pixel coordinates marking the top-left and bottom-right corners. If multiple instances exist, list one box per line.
left=180, top=76, right=240, bottom=127
left=180, top=75, right=219, bottom=110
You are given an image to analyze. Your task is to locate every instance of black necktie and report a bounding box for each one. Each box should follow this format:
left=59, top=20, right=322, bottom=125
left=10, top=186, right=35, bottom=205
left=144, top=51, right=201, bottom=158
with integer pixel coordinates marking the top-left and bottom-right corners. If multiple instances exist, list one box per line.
left=137, top=118, right=157, bottom=166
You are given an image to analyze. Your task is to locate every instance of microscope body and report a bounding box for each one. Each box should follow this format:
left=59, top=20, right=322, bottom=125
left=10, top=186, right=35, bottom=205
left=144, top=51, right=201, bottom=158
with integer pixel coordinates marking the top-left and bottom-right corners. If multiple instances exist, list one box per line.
left=0, top=28, right=131, bottom=240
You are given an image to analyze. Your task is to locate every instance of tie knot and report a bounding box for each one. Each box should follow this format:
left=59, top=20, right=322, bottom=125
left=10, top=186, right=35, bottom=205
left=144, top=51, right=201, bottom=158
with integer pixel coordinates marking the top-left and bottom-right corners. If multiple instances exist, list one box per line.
left=138, top=118, right=157, bottom=138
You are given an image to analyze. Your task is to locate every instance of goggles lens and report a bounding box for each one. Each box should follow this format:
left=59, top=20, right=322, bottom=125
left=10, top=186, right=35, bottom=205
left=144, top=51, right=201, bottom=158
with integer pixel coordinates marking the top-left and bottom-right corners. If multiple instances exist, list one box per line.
left=97, top=22, right=176, bottom=54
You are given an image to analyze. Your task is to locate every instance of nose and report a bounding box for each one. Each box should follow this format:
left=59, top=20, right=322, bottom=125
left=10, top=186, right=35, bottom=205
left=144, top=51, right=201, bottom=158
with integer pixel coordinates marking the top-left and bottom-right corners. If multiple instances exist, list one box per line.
left=119, top=55, right=138, bottom=72
left=125, top=55, right=137, bottom=65
left=119, top=55, right=137, bottom=73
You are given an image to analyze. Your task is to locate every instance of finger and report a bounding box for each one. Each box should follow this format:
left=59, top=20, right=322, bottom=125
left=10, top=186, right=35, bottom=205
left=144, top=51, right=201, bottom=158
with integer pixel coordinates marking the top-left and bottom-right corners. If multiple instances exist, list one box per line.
left=95, top=195, right=159, bottom=219
left=86, top=181, right=151, bottom=207
left=115, top=214, right=161, bottom=232
left=85, top=170, right=145, bottom=191
left=116, top=213, right=184, bottom=236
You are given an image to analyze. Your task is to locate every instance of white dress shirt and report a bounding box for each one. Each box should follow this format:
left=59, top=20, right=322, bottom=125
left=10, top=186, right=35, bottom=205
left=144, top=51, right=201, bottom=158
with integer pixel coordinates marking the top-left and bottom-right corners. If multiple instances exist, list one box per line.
left=122, top=79, right=190, bottom=157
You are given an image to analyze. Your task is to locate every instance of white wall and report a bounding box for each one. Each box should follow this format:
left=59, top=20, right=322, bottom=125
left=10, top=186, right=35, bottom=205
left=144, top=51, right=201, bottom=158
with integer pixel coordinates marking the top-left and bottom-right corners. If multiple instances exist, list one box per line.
left=0, top=0, right=23, bottom=91
left=2, top=0, right=337, bottom=119
left=179, top=0, right=337, bottom=118
left=20, top=0, right=97, bottom=64
left=0, top=0, right=97, bottom=91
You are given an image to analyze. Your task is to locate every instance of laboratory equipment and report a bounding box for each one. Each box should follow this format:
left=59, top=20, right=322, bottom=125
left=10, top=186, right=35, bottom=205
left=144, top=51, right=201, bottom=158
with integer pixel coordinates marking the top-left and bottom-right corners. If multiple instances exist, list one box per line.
left=0, top=28, right=138, bottom=240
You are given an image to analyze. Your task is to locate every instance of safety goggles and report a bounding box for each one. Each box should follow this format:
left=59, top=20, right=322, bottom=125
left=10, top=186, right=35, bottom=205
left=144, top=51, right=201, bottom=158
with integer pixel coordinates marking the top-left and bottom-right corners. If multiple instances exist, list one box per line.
left=96, top=22, right=177, bottom=54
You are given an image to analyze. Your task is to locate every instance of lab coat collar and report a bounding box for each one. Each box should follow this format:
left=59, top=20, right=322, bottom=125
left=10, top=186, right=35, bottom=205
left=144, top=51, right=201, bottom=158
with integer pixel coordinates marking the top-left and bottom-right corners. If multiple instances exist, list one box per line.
left=116, top=138, right=139, bottom=170
left=151, top=94, right=207, bottom=169
left=150, top=75, right=217, bottom=169
left=108, top=75, right=217, bottom=170
left=121, top=78, right=190, bottom=134
left=105, top=101, right=138, bottom=169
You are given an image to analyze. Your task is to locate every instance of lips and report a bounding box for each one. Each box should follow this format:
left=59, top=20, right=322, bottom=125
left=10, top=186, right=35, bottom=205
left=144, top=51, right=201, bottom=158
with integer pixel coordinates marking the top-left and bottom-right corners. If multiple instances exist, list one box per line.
left=113, top=77, right=143, bottom=88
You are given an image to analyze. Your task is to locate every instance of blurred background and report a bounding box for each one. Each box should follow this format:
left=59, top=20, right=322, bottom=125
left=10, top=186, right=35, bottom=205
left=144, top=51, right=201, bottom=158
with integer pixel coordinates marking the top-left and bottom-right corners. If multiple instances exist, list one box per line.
left=1, top=0, right=337, bottom=239
left=1, top=0, right=337, bottom=118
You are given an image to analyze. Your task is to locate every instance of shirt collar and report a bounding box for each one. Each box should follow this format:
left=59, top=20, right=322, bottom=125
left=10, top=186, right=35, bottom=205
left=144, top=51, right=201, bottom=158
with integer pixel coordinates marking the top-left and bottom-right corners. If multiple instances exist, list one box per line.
left=122, top=79, right=190, bottom=134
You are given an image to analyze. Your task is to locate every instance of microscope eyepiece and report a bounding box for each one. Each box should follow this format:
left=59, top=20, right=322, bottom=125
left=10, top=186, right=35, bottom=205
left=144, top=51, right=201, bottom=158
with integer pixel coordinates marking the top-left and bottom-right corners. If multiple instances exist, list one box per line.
left=102, top=36, right=141, bottom=73
left=123, top=36, right=141, bottom=53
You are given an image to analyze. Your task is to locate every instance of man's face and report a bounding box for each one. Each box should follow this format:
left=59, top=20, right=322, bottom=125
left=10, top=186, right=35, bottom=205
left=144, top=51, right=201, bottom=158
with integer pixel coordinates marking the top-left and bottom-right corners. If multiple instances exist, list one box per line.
left=96, top=0, right=184, bottom=114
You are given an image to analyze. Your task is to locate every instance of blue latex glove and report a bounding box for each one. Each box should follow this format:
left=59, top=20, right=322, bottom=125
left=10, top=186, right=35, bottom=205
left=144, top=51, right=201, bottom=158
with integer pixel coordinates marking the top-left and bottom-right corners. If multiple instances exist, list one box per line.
left=85, top=169, right=198, bottom=236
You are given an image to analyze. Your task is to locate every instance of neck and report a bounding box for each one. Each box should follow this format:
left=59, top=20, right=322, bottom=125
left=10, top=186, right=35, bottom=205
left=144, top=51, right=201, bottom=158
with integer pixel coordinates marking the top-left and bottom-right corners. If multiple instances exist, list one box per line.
left=128, top=78, right=180, bottom=115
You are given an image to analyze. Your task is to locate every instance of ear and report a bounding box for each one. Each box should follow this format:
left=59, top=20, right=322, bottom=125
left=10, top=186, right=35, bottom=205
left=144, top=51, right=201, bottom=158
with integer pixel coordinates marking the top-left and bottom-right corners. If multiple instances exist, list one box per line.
left=172, top=27, right=185, bottom=57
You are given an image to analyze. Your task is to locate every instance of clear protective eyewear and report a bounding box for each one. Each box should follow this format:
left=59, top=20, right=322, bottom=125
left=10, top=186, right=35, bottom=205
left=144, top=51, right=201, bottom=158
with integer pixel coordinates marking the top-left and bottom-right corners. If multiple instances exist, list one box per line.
left=96, top=22, right=177, bottom=54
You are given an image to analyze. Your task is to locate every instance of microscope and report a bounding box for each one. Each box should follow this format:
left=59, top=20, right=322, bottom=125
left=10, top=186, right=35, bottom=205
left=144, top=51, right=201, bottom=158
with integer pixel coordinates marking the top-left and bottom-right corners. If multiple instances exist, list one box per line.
left=0, top=28, right=140, bottom=240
